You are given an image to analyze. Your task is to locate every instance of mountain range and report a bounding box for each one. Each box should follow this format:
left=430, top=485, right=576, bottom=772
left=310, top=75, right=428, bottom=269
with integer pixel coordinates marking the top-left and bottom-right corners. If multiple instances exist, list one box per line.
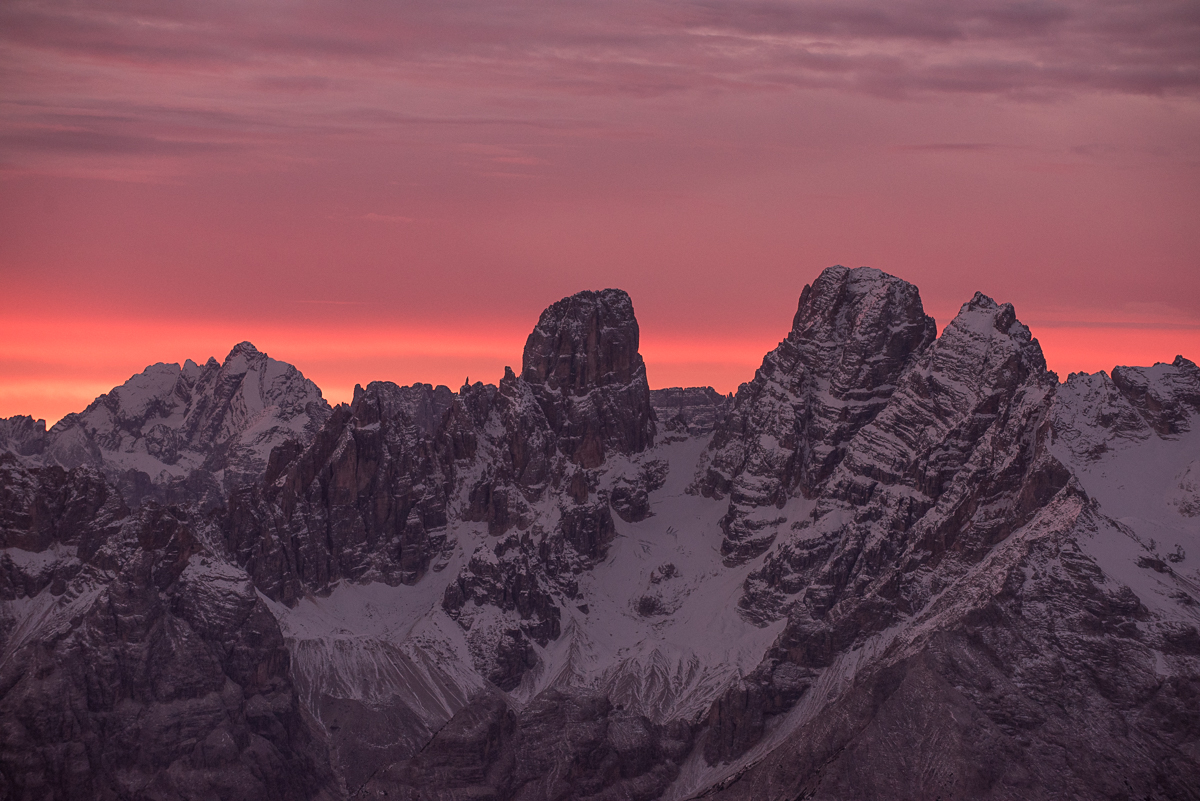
left=2, top=265, right=1198, bottom=800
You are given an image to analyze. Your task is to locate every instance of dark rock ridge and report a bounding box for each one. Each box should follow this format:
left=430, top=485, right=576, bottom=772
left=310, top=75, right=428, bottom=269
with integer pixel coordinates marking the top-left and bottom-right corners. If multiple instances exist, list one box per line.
left=0, top=455, right=336, bottom=800
left=695, top=265, right=937, bottom=562
left=521, top=288, right=655, bottom=467
left=220, top=288, right=657, bottom=696
left=223, top=380, right=477, bottom=605
left=3, top=267, right=1200, bottom=800
left=1050, top=354, right=1200, bottom=461
left=705, top=492, right=1200, bottom=801
left=441, top=290, right=657, bottom=688
left=441, top=535, right=563, bottom=690
left=650, top=386, right=730, bottom=436
left=704, top=288, right=1069, bottom=764
left=0, top=415, right=47, bottom=459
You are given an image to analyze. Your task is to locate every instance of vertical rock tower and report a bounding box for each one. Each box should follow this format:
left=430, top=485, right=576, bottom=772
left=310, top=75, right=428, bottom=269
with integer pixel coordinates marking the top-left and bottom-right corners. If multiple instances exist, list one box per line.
left=521, top=288, right=655, bottom=467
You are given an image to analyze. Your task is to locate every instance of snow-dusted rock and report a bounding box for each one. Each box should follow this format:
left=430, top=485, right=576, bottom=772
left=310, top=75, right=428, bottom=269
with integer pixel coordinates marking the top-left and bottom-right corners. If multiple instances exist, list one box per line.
left=650, top=386, right=730, bottom=436
left=224, top=380, right=477, bottom=604
left=695, top=265, right=937, bottom=562
left=0, top=458, right=336, bottom=800
left=522, top=288, right=655, bottom=467
left=0, top=415, right=48, bottom=459
left=35, top=342, right=331, bottom=508
left=701, top=290, right=1067, bottom=763
left=4, top=270, right=1199, bottom=800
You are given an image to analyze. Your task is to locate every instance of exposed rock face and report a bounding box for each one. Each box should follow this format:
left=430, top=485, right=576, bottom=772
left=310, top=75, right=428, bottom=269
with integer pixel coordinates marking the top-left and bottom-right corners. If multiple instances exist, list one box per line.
left=440, top=290, right=660, bottom=690
left=521, top=288, right=655, bottom=467
left=442, top=536, right=562, bottom=690
left=0, top=457, right=336, bottom=800
left=650, top=386, right=730, bottom=436
left=704, top=492, right=1200, bottom=801
left=695, top=266, right=937, bottom=561
left=5, top=270, right=1200, bottom=800
left=1048, top=356, right=1199, bottom=463
left=224, top=380, right=477, bottom=604
left=704, top=291, right=1066, bottom=763
left=610, top=459, right=669, bottom=523
left=690, top=296, right=1200, bottom=801
left=19, top=342, right=331, bottom=510
left=1110, top=355, right=1200, bottom=436
left=0, top=415, right=47, bottom=458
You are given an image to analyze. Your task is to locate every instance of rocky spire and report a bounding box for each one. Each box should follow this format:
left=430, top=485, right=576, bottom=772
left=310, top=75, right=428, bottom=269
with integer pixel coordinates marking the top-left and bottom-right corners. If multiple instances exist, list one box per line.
left=521, top=288, right=655, bottom=467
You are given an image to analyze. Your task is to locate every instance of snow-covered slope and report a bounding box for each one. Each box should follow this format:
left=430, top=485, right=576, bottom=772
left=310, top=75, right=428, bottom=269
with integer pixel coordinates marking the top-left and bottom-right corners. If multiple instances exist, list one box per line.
left=1051, top=358, right=1200, bottom=621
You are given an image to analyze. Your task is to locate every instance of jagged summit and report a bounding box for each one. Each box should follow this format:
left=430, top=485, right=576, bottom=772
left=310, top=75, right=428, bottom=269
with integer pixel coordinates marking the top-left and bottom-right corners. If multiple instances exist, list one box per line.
left=521, top=287, right=655, bottom=466
left=228, top=340, right=261, bottom=356
left=919, top=289, right=1053, bottom=405
left=522, top=288, right=644, bottom=393
left=948, top=290, right=1048, bottom=371
left=2, top=268, right=1199, bottom=801
left=0, top=415, right=47, bottom=458
left=696, top=264, right=938, bottom=560
left=7, top=341, right=331, bottom=508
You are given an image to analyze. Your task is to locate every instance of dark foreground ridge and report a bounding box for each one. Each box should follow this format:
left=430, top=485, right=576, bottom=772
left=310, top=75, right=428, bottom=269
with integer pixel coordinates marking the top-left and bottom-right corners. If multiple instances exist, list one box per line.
left=2, top=268, right=1199, bottom=800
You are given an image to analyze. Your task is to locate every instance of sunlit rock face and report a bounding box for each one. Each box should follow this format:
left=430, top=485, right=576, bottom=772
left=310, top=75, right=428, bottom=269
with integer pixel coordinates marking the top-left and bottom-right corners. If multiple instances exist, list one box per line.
left=3, top=268, right=1200, bottom=800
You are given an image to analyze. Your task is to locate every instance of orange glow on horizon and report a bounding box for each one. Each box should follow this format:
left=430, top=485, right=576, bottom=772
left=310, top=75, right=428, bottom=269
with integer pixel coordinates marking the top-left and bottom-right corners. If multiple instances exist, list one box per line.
left=2, top=0, right=1195, bottom=432
left=2, top=314, right=1195, bottom=428
left=0, top=313, right=784, bottom=425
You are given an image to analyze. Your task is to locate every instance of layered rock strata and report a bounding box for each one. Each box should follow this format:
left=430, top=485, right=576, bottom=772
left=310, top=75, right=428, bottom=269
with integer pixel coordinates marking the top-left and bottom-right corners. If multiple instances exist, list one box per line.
left=3, top=268, right=1199, bottom=800
left=223, top=380, right=477, bottom=604
left=650, top=386, right=730, bottom=436
left=695, top=266, right=937, bottom=562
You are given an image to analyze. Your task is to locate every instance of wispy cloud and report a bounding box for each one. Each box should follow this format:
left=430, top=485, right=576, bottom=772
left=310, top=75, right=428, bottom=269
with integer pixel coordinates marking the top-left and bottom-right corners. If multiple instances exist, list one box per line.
left=0, top=0, right=1195, bottom=418
left=2, top=0, right=1190, bottom=182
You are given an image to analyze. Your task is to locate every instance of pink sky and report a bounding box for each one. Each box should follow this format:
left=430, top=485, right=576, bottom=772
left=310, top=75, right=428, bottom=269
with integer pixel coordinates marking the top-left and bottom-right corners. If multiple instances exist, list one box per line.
left=2, top=0, right=1198, bottom=424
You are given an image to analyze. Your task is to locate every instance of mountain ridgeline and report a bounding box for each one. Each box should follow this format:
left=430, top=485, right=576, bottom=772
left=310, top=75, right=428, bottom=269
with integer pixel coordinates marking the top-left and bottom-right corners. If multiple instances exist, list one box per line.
left=2, top=267, right=1199, bottom=800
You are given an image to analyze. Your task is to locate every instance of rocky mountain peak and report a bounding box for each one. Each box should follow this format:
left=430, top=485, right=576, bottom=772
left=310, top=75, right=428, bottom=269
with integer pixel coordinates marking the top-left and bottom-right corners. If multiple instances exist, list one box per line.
left=181, top=357, right=203, bottom=382
left=1110, top=354, right=1200, bottom=436
left=218, top=340, right=263, bottom=374
left=651, top=387, right=731, bottom=436
left=0, top=415, right=48, bottom=458
left=349, top=380, right=457, bottom=434
left=930, top=291, right=1051, bottom=396
left=788, top=265, right=937, bottom=396
left=521, top=288, right=643, bottom=393
left=18, top=344, right=332, bottom=510
left=227, top=340, right=261, bottom=357
left=521, top=288, right=654, bottom=467
left=794, top=265, right=907, bottom=327
left=695, top=265, right=936, bottom=560
left=6, top=268, right=1200, bottom=801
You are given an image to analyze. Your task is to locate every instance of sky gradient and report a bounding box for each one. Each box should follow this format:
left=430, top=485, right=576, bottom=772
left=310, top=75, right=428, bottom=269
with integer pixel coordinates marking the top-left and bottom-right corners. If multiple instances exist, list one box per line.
left=2, top=0, right=1198, bottom=424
